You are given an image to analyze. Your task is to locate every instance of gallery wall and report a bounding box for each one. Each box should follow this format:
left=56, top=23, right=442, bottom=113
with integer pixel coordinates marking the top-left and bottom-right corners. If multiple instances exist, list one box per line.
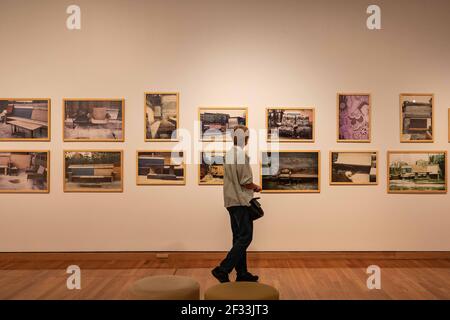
left=0, top=0, right=449, bottom=252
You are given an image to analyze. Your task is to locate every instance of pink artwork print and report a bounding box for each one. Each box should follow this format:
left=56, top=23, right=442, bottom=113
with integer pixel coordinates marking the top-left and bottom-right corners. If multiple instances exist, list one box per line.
left=338, top=94, right=370, bottom=141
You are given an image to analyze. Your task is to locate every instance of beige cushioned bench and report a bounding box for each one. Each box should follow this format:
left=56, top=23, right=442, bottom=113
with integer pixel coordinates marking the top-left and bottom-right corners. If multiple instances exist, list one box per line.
left=204, top=282, right=279, bottom=300
left=129, top=275, right=200, bottom=300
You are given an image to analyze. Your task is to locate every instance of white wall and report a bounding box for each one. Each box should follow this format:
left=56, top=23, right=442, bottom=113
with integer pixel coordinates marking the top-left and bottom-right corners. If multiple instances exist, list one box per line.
left=0, top=0, right=449, bottom=252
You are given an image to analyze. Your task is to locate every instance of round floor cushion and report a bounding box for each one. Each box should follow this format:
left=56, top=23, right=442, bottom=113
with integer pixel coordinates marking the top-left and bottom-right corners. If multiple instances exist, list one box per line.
left=129, top=275, right=200, bottom=300
left=204, top=282, right=279, bottom=300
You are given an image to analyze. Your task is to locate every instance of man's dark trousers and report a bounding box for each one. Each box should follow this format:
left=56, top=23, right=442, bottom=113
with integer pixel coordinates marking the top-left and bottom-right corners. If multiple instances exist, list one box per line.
left=219, top=206, right=253, bottom=276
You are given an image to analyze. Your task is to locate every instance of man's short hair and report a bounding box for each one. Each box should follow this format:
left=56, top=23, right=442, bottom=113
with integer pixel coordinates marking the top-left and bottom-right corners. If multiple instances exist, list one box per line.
left=232, top=125, right=249, bottom=146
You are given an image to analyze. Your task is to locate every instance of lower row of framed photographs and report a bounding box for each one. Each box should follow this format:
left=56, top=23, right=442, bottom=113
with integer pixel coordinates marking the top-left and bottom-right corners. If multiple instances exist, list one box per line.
left=0, top=150, right=447, bottom=194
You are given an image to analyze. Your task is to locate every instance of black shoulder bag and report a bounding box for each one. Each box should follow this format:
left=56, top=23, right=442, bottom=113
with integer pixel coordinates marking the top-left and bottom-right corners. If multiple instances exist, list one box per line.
left=249, top=197, right=264, bottom=220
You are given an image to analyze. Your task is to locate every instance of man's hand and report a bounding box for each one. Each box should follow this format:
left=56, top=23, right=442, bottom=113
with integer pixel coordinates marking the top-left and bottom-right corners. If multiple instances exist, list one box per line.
left=243, top=183, right=262, bottom=192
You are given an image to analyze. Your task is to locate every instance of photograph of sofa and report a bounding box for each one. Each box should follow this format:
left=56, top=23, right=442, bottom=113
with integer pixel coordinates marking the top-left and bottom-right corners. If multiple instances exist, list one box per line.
left=137, top=151, right=185, bottom=185
left=261, top=151, right=320, bottom=193
left=0, top=151, right=49, bottom=193
left=400, top=94, right=433, bottom=142
left=199, top=107, right=247, bottom=141
left=64, top=99, right=124, bottom=141
left=0, top=99, right=50, bottom=141
left=267, top=107, right=314, bottom=142
left=64, top=151, right=123, bottom=192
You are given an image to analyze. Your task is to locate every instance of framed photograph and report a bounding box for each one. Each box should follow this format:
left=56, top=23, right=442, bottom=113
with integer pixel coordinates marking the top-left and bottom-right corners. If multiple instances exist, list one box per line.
left=63, top=99, right=124, bottom=142
left=337, top=93, right=371, bottom=142
left=64, top=150, right=123, bottom=192
left=145, top=92, right=179, bottom=141
left=0, top=151, right=49, bottom=193
left=199, top=151, right=225, bottom=185
left=199, top=107, right=247, bottom=141
left=387, top=151, right=447, bottom=194
left=261, top=151, right=320, bottom=193
left=0, top=98, right=50, bottom=141
left=330, top=151, right=378, bottom=185
left=136, top=151, right=185, bottom=185
left=266, top=107, right=315, bottom=142
left=400, top=93, right=434, bottom=143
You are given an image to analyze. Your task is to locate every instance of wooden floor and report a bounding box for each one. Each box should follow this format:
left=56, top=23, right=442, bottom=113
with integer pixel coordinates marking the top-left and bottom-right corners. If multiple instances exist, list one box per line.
left=0, top=252, right=449, bottom=300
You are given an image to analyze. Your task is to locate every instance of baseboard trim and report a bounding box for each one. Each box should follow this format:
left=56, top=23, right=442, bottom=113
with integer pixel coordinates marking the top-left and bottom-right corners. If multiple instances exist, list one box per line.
left=1, top=251, right=449, bottom=261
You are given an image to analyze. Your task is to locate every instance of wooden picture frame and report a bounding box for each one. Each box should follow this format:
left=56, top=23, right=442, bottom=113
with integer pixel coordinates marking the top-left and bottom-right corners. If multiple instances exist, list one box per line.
left=448, top=109, right=450, bottom=142
left=63, top=98, right=125, bottom=142
left=266, top=107, right=315, bottom=143
left=260, top=150, right=321, bottom=193
left=337, top=93, right=371, bottom=143
left=387, top=151, right=447, bottom=194
left=144, top=92, right=179, bottom=142
left=198, top=107, right=248, bottom=141
left=136, top=151, right=186, bottom=185
left=63, top=150, right=123, bottom=192
left=399, top=93, right=434, bottom=143
left=0, top=98, right=51, bottom=141
left=329, top=151, right=378, bottom=185
left=198, top=151, right=225, bottom=185
left=0, top=150, right=50, bottom=193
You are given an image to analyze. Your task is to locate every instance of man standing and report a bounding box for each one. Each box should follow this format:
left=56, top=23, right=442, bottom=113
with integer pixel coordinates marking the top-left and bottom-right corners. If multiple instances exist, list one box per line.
left=211, top=125, right=261, bottom=283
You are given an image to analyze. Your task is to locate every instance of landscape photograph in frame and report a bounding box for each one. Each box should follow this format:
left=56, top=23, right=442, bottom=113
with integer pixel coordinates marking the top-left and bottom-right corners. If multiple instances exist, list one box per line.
left=64, top=151, right=123, bottom=192
left=267, top=107, right=314, bottom=142
left=330, top=151, right=378, bottom=185
left=199, top=151, right=225, bottom=185
left=137, top=151, right=185, bottom=185
left=337, top=93, right=371, bottom=142
left=199, top=107, right=247, bottom=141
left=0, top=99, right=50, bottom=141
left=145, top=93, right=179, bottom=141
left=400, top=93, right=434, bottom=143
left=64, top=99, right=124, bottom=142
left=261, top=151, right=320, bottom=193
left=0, top=151, right=49, bottom=193
left=387, top=151, right=447, bottom=194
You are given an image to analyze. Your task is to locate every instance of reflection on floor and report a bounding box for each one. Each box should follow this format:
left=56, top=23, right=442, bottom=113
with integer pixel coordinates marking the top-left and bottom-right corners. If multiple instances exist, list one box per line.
left=0, top=253, right=449, bottom=300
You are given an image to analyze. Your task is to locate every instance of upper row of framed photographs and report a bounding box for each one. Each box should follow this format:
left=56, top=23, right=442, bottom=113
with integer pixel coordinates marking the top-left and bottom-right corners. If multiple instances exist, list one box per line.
left=0, top=93, right=447, bottom=143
